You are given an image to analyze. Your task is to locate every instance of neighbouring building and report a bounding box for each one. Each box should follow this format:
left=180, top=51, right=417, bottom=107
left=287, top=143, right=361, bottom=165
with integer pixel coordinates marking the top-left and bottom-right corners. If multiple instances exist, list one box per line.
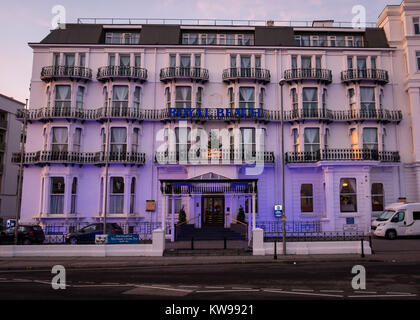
left=0, top=93, right=24, bottom=226
left=14, top=0, right=420, bottom=238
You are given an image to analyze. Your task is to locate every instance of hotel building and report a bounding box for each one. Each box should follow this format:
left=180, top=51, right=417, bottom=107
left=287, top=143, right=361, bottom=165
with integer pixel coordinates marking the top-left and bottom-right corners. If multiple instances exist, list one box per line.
left=15, top=0, right=420, bottom=238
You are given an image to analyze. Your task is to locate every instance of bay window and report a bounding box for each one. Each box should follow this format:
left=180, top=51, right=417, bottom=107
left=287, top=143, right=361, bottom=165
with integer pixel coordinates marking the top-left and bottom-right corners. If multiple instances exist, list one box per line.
left=54, top=85, right=71, bottom=110
left=110, top=127, right=127, bottom=154
left=302, top=87, right=318, bottom=116
left=239, top=87, right=255, bottom=108
left=363, top=128, right=378, bottom=150
left=360, top=87, right=376, bottom=115
left=51, top=127, right=68, bottom=152
left=175, top=86, right=192, bottom=108
left=109, top=177, right=124, bottom=214
left=112, top=85, right=129, bottom=113
left=240, top=128, right=256, bottom=159
left=304, top=128, right=320, bottom=153
left=175, top=127, right=191, bottom=160
left=50, top=177, right=65, bottom=214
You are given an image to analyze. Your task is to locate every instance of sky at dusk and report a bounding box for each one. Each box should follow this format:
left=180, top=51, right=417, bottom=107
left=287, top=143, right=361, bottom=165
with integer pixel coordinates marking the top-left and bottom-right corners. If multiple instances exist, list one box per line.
left=0, top=0, right=401, bottom=103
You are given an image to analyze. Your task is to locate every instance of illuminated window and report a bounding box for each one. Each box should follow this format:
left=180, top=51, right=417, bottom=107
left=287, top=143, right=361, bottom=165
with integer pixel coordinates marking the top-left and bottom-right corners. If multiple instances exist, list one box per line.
left=300, top=184, right=313, bottom=212
left=340, top=178, right=357, bottom=212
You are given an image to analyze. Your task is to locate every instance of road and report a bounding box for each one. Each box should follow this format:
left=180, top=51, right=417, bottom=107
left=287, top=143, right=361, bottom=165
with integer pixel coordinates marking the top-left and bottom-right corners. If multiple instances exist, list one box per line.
left=0, top=237, right=419, bottom=301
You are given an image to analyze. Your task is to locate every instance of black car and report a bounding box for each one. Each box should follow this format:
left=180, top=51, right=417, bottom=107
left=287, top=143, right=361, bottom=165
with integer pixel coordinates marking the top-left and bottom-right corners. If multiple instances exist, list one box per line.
left=65, top=223, right=123, bottom=244
left=0, top=225, right=45, bottom=245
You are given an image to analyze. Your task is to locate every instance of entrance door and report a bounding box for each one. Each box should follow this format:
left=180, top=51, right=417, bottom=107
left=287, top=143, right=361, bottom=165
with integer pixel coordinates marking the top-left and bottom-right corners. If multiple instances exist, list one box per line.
left=202, top=196, right=224, bottom=226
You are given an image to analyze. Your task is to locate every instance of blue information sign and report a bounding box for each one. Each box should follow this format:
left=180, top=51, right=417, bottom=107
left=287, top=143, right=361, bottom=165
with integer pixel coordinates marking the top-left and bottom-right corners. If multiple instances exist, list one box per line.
left=107, top=234, right=140, bottom=244
left=274, top=204, right=282, bottom=217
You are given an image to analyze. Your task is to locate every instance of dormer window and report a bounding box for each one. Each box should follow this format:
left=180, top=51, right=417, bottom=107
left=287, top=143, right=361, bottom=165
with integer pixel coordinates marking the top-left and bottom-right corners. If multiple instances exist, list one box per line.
left=105, top=32, right=140, bottom=44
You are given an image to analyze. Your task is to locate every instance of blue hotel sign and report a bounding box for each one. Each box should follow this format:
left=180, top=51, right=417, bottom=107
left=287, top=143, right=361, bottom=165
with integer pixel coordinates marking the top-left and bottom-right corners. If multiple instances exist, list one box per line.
left=168, top=107, right=263, bottom=119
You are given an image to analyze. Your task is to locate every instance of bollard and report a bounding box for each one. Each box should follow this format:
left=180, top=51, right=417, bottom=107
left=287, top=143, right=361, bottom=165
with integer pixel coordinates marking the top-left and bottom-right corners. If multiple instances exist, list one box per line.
left=369, top=235, right=374, bottom=254
left=361, top=238, right=365, bottom=258
left=274, top=239, right=278, bottom=260
left=224, top=237, right=227, bottom=250
left=191, top=237, right=194, bottom=250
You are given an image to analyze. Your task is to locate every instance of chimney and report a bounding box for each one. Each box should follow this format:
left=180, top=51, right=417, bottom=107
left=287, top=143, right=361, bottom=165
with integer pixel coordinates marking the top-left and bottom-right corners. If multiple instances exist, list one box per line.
left=266, top=20, right=274, bottom=27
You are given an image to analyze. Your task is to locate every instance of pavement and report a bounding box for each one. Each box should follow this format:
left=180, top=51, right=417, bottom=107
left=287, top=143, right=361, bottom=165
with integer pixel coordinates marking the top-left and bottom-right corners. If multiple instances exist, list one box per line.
left=0, top=237, right=419, bottom=271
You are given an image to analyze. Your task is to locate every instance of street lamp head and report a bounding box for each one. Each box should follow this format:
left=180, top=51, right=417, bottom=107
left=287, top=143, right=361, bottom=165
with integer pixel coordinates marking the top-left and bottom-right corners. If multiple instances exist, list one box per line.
left=279, top=79, right=286, bottom=86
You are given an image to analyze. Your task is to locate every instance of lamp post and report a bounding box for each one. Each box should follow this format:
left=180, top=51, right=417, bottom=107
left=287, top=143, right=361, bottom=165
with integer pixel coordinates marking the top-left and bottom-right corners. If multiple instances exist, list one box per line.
left=103, top=97, right=111, bottom=235
left=279, top=79, right=286, bottom=255
left=15, top=99, right=28, bottom=245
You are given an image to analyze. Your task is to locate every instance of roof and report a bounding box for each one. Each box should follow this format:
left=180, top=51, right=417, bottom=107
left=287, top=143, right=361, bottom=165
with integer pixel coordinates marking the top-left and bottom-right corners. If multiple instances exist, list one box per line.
left=0, top=93, right=25, bottom=106
left=36, top=23, right=390, bottom=48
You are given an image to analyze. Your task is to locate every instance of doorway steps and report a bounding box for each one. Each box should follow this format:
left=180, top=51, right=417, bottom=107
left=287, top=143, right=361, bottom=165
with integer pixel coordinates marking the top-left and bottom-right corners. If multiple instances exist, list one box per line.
left=176, top=224, right=247, bottom=241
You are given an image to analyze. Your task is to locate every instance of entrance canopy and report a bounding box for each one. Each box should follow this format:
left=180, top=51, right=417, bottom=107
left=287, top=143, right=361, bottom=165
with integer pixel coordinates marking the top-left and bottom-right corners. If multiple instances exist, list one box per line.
left=160, top=178, right=258, bottom=196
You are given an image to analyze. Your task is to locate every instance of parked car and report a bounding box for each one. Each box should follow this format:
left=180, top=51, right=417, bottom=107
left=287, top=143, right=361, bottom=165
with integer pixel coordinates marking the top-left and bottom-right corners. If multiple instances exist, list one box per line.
left=65, top=223, right=123, bottom=244
left=371, top=202, right=420, bottom=239
left=0, top=225, right=45, bottom=245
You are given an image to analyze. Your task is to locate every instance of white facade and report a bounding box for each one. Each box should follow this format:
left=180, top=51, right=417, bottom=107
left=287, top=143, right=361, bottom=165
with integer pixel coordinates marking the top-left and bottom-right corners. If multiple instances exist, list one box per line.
left=16, top=1, right=420, bottom=236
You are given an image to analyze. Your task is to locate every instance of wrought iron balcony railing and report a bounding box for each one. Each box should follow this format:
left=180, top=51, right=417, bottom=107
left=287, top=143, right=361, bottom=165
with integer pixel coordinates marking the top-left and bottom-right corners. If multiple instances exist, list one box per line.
left=159, top=67, right=209, bottom=83
left=15, top=107, right=403, bottom=123
left=155, top=149, right=275, bottom=164
left=283, top=108, right=403, bottom=122
left=341, top=69, right=389, bottom=84
left=97, top=66, right=148, bottom=82
left=222, top=67, right=270, bottom=84
left=12, top=151, right=146, bottom=165
left=286, top=149, right=400, bottom=163
left=40, top=66, right=92, bottom=82
left=284, top=68, right=332, bottom=83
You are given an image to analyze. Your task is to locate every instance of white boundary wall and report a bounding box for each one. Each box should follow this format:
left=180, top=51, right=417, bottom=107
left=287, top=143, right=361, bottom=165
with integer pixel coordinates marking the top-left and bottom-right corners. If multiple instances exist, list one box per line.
left=0, top=229, right=165, bottom=257
left=252, top=228, right=371, bottom=255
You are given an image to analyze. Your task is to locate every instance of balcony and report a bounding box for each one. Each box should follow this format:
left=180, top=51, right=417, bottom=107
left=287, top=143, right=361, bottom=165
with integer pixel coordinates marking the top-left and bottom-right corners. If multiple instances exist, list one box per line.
left=332, top=109, right=402, bottom=123
left=284, top=108, right=331, bottom=122
left=40, top=66, right=92, bottom=82
left=97, top=66, right=148, bottom=83
left=340, top=69, right=389, bottom=85
left=16, top=107, right=87, bottom=122
left=12, top=151, right=146, bottom=166
left=283, top=108, right=402, bottom=123
left=155, top=149, right=275, bottom=164
left=222, top=67, right=270, bottom=84
left=286, top=149, right=400, bottom=163
left=159, top=67, right=209, bottom=83
left=284, top=68, right=332, bottom=84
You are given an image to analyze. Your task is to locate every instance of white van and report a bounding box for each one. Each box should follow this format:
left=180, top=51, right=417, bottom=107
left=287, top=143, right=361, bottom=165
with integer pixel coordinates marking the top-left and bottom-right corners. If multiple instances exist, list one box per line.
left=371, top=202, right=420, bottom=239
